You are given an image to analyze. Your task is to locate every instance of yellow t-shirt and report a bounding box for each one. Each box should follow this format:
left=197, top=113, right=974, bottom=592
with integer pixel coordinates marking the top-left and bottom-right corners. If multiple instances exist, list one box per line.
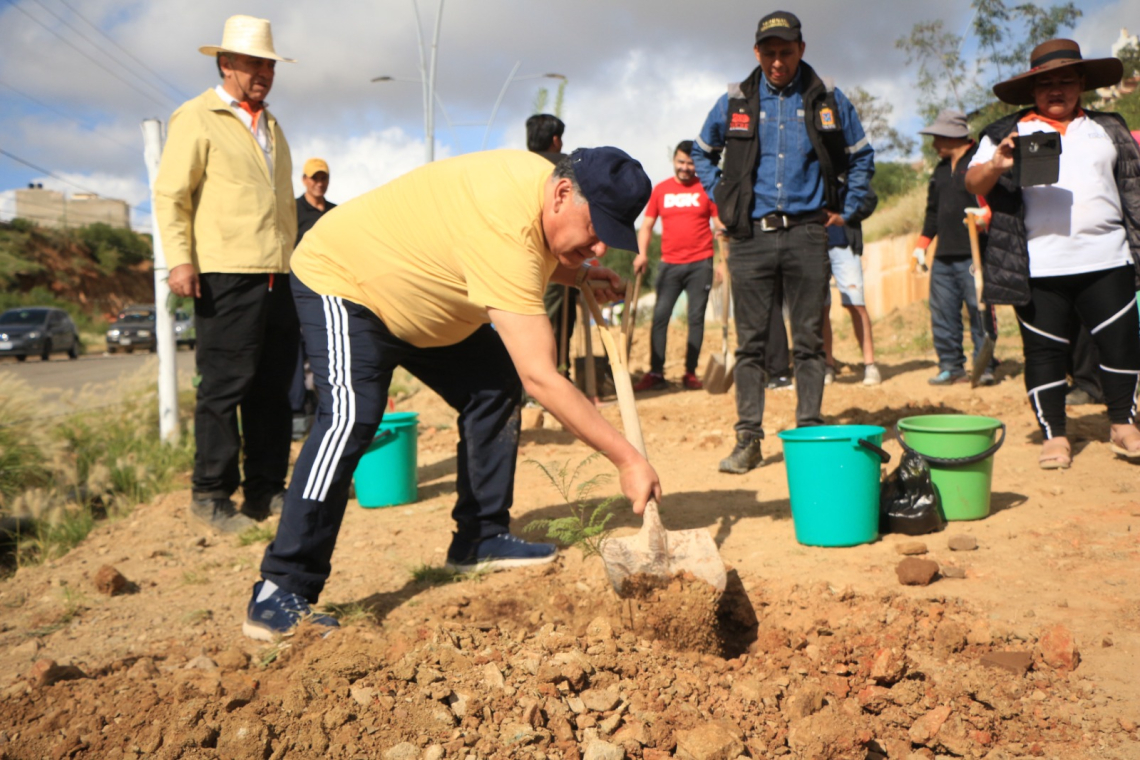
left=291, top=150, right=558, bottom=348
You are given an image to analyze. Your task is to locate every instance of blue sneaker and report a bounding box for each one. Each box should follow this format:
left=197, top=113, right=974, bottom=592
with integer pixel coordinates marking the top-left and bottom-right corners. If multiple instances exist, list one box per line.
left=242, top=580, right=340, bottom=641
left=444, top=534, right=558, bottom=574
left=928, top=369, right=967, bottom=385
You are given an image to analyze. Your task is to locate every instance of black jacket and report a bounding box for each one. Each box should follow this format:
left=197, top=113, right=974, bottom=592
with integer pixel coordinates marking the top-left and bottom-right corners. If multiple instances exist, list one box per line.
left=921, top=143, right=985, bottom=260
left=715, top=61, right=851, bottom=239
left=979, top=108, right=1140, bottom=305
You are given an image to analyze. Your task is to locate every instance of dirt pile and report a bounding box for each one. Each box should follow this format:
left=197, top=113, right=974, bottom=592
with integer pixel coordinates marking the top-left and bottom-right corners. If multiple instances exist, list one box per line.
left=0, top=560, right=1134, bottom=760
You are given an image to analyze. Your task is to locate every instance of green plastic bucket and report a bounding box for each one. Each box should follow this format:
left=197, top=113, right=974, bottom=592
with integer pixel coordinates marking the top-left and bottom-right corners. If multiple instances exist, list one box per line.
left=897, top=415, right=1005, bottom=521
left=353, top=412, right=419, bottom=508
left=777, top=425, right=890, bottom=547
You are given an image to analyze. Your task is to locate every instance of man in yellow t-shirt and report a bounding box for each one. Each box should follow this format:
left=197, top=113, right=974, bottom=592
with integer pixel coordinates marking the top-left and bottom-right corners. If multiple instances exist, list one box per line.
left=245, top=147, right=659, bottom=641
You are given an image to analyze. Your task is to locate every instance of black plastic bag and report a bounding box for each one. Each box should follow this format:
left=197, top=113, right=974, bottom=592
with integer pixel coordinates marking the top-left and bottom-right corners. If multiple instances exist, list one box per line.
left=879, top=450, right=946, bottom=535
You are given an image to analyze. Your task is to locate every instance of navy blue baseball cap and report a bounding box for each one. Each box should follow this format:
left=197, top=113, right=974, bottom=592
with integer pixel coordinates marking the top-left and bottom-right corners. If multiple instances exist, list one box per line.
left=569, top=147, right=651, bottom=252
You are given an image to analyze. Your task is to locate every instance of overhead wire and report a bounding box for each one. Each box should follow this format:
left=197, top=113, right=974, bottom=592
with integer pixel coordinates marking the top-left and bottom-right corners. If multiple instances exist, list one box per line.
left=0, top=147, right=152, bottom=215
left=55, top=0, right=190, bottom=102
left=3, top=0, right=175, bottom=111
left=0, top=80, right=138, bottom=153
left=23, top=0, right=183, bottom=108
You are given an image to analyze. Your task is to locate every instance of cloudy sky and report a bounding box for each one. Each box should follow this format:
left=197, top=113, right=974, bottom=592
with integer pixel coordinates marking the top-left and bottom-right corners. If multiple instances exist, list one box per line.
left=0, top=0, right=1133, bottom=231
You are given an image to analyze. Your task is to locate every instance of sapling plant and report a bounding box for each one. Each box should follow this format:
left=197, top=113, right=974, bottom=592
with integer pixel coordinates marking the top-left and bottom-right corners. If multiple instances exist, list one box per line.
left=523, top=454, right=619, bottom=558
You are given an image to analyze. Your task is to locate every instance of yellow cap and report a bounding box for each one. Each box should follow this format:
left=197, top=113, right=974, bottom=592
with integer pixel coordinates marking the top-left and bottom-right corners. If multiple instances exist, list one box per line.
left=302, top=158, right=329, bottom=177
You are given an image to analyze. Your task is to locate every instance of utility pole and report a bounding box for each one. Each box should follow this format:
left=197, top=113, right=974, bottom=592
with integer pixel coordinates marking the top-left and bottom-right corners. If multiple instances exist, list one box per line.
left=141, top=119, right=179, bottom=444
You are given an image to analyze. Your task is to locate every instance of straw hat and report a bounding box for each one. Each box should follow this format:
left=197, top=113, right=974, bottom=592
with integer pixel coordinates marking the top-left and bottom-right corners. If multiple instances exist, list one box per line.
left=199, top=15, right=295, bottom=63
left=992, top=39, right=1120, bottom=105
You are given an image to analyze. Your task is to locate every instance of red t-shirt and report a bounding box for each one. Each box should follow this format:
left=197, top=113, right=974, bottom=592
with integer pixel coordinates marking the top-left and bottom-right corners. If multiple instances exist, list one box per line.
left=643, top=177, right=718, bottom=265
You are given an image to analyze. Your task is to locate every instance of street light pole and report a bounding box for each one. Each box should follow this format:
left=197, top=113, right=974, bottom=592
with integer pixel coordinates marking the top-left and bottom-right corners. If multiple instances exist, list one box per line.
left=410, top=0, right=445, bottom=163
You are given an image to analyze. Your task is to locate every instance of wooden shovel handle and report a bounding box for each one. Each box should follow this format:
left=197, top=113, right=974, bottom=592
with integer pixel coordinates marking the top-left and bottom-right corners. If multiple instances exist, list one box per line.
left=965, top=213, right=984, bottom=307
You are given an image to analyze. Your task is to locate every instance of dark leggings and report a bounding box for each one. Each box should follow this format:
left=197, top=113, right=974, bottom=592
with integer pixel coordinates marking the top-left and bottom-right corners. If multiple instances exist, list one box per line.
left=1015, top=265, right=1140, bottom=439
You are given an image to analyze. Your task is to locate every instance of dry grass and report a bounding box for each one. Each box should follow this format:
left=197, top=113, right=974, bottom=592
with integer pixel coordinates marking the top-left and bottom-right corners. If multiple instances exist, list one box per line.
left=864, top=184, right=926, bottom=243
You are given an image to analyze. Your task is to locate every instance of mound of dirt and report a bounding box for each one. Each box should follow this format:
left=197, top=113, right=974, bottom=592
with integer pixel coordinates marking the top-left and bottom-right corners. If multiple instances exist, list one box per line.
left=1, top=559, right=1134, bottom=759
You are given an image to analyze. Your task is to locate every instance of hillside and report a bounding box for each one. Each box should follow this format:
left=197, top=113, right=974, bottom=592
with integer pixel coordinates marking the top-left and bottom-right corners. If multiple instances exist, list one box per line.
left=0, top=220, right=156, bottom=331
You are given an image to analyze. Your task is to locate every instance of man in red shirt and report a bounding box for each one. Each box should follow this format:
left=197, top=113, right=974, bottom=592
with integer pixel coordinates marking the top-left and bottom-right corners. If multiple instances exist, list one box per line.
left=633, top=141, right=722, bottom=390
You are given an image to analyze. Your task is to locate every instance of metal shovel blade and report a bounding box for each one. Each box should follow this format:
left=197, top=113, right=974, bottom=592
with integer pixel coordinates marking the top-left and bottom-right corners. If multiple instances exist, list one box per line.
left=970, top=335, right=996, bottom=388
left=579, top=285, right=727, bottom=597
left=702, top=350, right=735, bottom=395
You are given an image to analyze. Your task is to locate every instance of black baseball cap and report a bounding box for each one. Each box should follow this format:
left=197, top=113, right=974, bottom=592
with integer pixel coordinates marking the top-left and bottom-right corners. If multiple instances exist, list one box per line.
left=756, top=11, right=802, bottom=43
left=569, top=147, right=651, bottom=252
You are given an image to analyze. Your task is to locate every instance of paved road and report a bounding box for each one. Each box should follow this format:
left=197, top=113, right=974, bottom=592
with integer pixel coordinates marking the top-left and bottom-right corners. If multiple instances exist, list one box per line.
left=0, top=350, right=197, bottom=398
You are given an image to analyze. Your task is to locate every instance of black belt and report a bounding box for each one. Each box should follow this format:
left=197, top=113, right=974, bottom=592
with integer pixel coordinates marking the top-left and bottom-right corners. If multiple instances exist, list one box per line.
left=757, top=211, right=825, bottom=232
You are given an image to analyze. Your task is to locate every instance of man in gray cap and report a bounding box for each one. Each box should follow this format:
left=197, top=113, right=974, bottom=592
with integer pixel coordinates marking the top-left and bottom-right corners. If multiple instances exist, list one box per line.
left=913, top=109, right=997, bottom=386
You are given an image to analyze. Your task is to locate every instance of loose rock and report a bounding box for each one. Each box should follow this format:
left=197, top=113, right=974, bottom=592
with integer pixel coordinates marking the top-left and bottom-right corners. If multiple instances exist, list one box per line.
left=895, top=541, right=928, bottom=555
left=1038, top=624, right=1080, bottom=672
left=583, top=739, right=625, bottom=760
left=948, top=535, right=978, bottom=551
left=675, top=721, right=745, bottom=760
left=896, top=557, right=939, bottom=586
left=93, top=565, right=129, bottom=596
left=980, top=651, right=1033, bottom=676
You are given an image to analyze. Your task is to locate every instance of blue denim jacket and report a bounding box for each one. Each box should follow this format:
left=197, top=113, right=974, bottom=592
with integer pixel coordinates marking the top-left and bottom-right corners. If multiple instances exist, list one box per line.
left=693, top=67, right=874, bottom=222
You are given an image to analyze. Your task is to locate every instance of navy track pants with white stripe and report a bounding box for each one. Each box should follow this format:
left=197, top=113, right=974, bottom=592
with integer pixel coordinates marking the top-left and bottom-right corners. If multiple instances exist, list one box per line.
left=260, top=277, right=523, bottom=602
left=1015, top=265, right=1140, bottom=439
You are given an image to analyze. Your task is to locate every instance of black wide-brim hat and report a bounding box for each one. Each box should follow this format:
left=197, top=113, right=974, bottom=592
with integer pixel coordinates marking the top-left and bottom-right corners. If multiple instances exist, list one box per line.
left=992, top=38, right=1123, bottom=106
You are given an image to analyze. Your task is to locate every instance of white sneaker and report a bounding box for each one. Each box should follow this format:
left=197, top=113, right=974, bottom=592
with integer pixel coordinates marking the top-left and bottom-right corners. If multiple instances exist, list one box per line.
left=863, top=364, right=882, bottom=386
left=823, top=365, right=835, bottom=385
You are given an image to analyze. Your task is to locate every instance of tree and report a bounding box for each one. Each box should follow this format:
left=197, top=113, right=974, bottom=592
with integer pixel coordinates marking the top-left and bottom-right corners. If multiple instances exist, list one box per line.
left=533, top=78, right=568, bottom=117
left=898, top=2, right=1082, bottom=122
left=846, top=87, right=916, bottom=158
left=1117, top=41, right=1140, bottom=79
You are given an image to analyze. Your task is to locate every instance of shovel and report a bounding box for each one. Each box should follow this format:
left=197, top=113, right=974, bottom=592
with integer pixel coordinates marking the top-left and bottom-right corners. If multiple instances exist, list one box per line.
left=623, top=271, right=643, bottom=362
left=579, top=285, right=727, bottom=597
left=703, top=261, right=735, bottom=394
left=965, top=212, right=996, bottom=388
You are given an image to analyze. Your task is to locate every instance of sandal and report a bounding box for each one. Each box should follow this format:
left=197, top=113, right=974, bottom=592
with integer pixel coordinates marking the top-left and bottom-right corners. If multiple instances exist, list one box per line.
left=1109, top=425, right=1140, bottom=459
left=1038, top=438, right=1072, bottom=470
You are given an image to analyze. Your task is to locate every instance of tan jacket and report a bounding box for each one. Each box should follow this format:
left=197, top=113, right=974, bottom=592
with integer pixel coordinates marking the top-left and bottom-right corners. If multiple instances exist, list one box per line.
left=154, top=88, right=297, bottom=274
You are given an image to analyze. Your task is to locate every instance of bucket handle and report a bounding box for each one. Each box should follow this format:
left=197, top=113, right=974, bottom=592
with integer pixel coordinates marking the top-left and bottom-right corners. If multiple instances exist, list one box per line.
left=895, top=422, right=1006, bottom=467
left=857, top=438, right=892, bottom=464
left=370, top=429, right=394, bottom=446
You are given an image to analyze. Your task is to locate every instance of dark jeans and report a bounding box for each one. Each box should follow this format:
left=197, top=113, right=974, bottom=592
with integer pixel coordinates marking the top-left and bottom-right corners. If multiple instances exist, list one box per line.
left=929, top=257, right=997, bottom=373
left=261, top=277, right=524, bottom=601
left=729, top=221, right=830, bottom=436
left=193, top=272, right=298, bottom=501
left=649, top=258, right=714, bottom=375
left=1015, top=265, right=1140, bottom=439
left=764, top=278, right=791, bottom=377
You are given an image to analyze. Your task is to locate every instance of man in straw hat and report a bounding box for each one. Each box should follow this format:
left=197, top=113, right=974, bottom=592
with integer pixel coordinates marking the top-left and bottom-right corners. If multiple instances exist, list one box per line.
left=154, top=15, right=299, bottom=532
left=965, top=39, right=1140, bottom=468
left=243, top=147, right=661, bottom=640
left=913, top=109, right=998, bottom=386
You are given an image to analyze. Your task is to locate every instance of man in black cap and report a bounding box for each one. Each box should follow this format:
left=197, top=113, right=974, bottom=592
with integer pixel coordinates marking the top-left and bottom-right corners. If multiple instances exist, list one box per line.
left=693, top=10, right=875, bottom=473
left=244, top=147, right=660, bottom=640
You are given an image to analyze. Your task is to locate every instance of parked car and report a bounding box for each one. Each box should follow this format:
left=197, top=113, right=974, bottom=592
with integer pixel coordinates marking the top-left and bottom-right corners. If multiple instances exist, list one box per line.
left=106, top=305, right=156, bottom=354
left=174, top=309, right=196, bottom=349
left=0, top=307, right=80, bottom=362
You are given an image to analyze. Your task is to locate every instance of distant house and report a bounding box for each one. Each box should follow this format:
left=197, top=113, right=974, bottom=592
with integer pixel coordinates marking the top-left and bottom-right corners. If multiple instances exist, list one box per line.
left=0, top=184, right=130, bottom=230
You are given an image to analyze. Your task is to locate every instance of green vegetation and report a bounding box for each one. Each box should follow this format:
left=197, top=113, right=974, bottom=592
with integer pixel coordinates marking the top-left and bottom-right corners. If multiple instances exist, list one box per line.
left=0, top=369, right=195, bottom=571
left=238, top=524, right=278, bottom=546
left=523, top=454, right=618, bottom=558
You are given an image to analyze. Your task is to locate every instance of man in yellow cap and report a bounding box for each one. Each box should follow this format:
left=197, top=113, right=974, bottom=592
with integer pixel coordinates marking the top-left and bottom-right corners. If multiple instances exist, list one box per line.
left=290, top=158, right=337, bottom=440
left=296, top=158, right=336, bottom=243
left=154, top=15, right=299, bottom=532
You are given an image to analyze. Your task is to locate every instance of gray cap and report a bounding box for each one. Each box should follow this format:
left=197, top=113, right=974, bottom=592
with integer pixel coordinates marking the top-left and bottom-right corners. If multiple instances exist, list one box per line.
left=919, top=109, right=970, bottom=139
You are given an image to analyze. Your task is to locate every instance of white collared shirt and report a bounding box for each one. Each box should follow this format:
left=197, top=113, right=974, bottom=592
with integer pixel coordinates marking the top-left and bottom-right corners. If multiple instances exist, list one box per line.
left=214, top=84, right=273, bottom=178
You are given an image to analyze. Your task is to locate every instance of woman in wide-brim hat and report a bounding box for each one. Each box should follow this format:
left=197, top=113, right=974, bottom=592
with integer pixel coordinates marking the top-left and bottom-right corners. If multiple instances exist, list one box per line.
left=965, top=39, right=1140, bottom=469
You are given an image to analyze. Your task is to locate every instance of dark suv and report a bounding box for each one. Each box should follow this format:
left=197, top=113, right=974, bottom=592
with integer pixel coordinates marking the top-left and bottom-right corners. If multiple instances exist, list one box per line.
left=106, top=306, right=157, bottom=354
left=0, top=307, right=80, bottom=362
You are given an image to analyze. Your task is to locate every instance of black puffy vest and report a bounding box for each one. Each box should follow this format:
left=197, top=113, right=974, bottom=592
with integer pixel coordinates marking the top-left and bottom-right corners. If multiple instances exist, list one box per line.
left=713, top=61, right=852, bottom=239
left=979, top=108, right=1140, bottom=305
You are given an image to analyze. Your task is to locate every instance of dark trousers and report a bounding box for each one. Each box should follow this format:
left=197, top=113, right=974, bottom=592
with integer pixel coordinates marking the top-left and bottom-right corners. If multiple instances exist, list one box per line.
left=929, top=257, right=997, bottom=373
left=543, top=283, right=577, bottom=376
left=288, top=332, right=308, bottom=414
left=649, top=259, right=714, bottom=375
left=193, top=273, right=298, bottom=501
left=729, top=221, right=830, bottom=436
left=1068, top=321, right=1105, bottom=402
left=1015, top=265, right=1140, bottom=439
left=764, top=278, right=792, bottom=377
left=261, top=277, right=523, bottom=601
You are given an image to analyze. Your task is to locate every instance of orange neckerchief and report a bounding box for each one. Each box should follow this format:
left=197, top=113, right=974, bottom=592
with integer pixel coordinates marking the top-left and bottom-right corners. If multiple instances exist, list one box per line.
left=1020, top=108, right=1084, bottom=136
left=236, top=99, right=265, bottom=135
